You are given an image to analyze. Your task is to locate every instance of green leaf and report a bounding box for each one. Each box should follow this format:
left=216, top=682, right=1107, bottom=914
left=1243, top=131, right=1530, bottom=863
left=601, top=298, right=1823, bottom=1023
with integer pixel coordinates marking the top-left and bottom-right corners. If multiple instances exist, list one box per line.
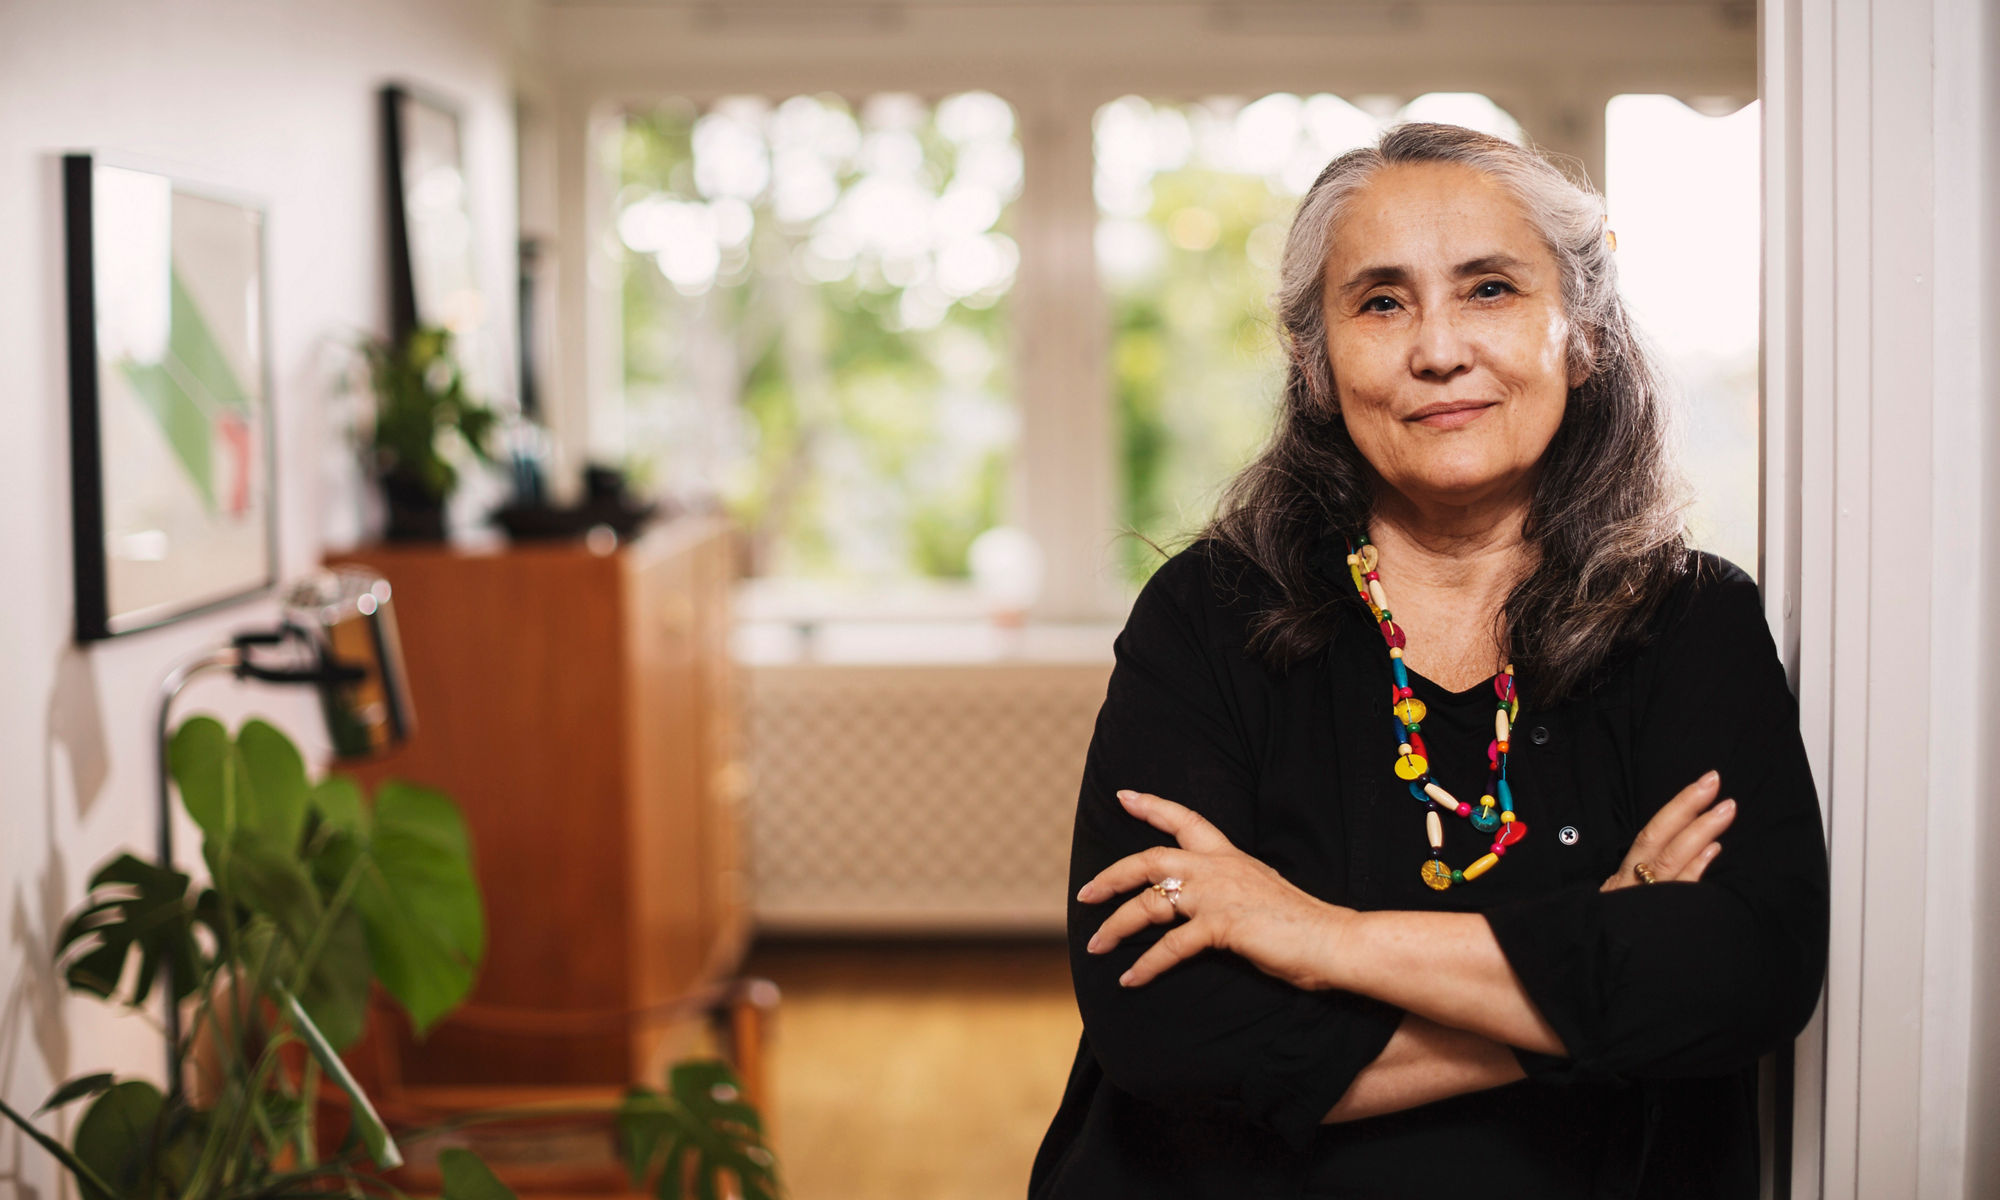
left=618, top=1062, right=780, bottom=1200
left=277, top=984, right=403, bottom=1170
left=73, top=1081, right=164, bottom=1200
left=438, top=1148, right=519, bottom=1200
left=39, top=1073, right=115, bottom=1114
left=311, top=776, right=369, bottom=838
left=352, top=781, right=484, bottom=1034
left=55, top=854, right=207, bottom=1006
left=237, top=719, right=310, bottom=852
left=169, top=716, right=246, bottom=840
left=0, top=1093, right=127, bottom=1200
left=206, top=832, right=321, bottom=954
left=296, top=905, right=371, bottom=1052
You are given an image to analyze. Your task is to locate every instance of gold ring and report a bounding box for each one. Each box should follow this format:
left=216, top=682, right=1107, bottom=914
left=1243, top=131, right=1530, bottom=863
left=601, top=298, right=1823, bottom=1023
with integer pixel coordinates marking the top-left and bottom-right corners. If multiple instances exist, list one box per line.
left=1152, top=877, right=1184, bottom=908
left=1632, top=862, right=1658, bottom=885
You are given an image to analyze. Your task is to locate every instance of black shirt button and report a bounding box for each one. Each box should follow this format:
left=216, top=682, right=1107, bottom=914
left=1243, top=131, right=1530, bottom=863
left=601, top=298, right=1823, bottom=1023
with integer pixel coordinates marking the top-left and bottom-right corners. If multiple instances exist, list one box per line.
left=1531, top=725, right=1551, bottom=745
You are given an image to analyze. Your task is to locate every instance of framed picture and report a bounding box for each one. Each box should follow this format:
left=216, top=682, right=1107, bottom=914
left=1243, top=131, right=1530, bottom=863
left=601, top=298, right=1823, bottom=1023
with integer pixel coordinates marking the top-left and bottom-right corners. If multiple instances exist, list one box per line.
left=64, top=154, right=276, bottom=641
left=381, top=84, right=483, bottom=343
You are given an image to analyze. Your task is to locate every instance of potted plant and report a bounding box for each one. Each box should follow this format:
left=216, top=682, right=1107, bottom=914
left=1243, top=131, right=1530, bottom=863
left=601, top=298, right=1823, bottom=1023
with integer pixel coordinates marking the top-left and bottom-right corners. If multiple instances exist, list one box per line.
left=362, top=326, right=498, bottom=541
left=0, top=716, right=781, bottom=1200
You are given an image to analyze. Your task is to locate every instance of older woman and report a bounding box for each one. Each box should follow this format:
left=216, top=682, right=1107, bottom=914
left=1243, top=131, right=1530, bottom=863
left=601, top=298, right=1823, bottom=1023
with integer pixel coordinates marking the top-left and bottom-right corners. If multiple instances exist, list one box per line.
left=1029, top=123, right=1828, bottom=1198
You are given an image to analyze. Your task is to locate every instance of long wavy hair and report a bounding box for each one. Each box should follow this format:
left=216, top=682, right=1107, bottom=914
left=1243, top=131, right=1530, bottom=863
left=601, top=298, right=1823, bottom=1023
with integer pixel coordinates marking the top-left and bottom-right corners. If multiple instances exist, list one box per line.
left=1201, top=122, right=1690, bottom=704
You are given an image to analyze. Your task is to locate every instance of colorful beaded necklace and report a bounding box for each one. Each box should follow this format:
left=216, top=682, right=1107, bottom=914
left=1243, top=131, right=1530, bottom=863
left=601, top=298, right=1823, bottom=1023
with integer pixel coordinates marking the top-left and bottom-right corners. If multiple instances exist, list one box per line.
left=1344, top=535, right=1528, bottom=891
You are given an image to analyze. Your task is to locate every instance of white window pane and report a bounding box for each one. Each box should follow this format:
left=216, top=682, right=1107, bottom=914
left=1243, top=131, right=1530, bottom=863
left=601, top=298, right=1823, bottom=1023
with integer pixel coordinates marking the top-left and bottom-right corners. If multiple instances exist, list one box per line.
left=1605, top=95, right=1762, bottom=576
left=611, top=93, right=1022, bottom=583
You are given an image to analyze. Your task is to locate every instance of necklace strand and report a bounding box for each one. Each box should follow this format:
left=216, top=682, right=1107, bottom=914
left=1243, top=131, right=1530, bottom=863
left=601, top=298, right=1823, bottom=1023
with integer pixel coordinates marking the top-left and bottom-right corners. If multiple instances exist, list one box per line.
left=1345, top=535, right=1528, bottom=891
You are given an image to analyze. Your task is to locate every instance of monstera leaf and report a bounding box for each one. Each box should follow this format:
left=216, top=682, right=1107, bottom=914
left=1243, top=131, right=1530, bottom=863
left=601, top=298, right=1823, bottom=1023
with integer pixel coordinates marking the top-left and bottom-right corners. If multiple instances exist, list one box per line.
left=172, top=717, right=308, bottom=852
left=328, top=779, right=485, bottom=1036
left=617, top=1061, right=781, bottom=1200
left=70, top=1080, right=201, bottom=1200
left=439, top=1148, right=520, bottom=1200
left=55, top=855, right=215, bottom=1006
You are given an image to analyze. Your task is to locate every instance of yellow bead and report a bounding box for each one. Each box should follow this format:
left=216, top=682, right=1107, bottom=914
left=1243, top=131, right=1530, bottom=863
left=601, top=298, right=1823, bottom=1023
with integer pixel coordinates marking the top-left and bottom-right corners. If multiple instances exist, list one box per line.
left=1346, top=553, right=1359, bottom=566
left=1420, top=860, right=1453, bottom=891
left=1389, top=646, right=1404, bottom=659
left=1394, top=698, right=1427, bottom=724
left=1394, top=753, right=1429, bottom=781
left=1500, top=811, right=1516, bottom=823
left=1462, top=852, right=1501, bottom=881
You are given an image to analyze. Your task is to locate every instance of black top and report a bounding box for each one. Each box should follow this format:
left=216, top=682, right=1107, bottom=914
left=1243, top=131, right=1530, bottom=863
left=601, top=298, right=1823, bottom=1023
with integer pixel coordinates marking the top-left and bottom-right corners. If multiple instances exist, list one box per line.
left=1028, top=538, right=1828, bottom=1200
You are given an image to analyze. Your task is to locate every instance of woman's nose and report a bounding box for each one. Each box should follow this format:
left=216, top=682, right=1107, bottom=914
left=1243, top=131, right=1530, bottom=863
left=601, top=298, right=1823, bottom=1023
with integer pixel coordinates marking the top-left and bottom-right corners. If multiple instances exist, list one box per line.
left=1409, top=311, right=1474, bottom=381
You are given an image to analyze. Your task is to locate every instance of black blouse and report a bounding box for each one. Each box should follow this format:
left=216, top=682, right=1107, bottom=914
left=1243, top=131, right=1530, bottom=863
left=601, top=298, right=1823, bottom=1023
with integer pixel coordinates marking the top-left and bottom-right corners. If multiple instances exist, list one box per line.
left=1028, top=538, right=1828, bottom=1200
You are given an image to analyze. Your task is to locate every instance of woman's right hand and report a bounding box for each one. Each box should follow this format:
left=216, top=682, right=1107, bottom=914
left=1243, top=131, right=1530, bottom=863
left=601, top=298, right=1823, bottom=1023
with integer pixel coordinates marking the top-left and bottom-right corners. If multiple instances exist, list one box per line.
left=1602, top=769, right=1736, bottom=891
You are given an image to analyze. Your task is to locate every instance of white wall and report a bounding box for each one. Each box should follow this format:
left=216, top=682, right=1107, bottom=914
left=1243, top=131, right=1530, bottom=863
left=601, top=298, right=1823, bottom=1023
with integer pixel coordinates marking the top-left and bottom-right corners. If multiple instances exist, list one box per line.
left=0, top=3, right=526, bottom=1195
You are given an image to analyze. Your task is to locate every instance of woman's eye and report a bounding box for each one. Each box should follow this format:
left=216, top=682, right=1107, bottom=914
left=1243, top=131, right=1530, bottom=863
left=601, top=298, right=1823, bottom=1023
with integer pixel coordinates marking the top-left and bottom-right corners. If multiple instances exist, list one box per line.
left=1361, top=295, right=1400, bottom=313
left=1473, top=280, right=1516, bottom=300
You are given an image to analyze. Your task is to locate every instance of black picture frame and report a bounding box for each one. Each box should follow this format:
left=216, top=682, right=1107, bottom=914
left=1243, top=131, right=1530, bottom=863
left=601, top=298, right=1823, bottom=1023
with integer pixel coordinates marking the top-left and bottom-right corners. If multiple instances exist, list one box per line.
left=381, top=83, right=480, bottom=345
left=64, top=153, right=278, bottom=642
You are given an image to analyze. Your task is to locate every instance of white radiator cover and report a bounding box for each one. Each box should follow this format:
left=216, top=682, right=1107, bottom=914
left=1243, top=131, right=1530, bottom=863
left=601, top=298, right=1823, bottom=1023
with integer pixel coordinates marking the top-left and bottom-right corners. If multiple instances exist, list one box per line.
left=743, top=662, right=1112, bottom=933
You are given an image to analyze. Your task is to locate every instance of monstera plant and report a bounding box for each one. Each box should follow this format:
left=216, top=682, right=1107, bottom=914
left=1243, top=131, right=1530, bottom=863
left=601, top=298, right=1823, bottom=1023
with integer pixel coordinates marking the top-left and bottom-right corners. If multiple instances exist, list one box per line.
left=0, top=717, right=782, bottom=1200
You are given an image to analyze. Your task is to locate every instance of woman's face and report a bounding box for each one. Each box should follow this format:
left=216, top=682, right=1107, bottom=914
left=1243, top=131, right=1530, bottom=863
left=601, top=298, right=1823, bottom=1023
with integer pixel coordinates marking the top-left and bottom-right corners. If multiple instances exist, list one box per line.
left=1321, top=161, right=1578, bottom=513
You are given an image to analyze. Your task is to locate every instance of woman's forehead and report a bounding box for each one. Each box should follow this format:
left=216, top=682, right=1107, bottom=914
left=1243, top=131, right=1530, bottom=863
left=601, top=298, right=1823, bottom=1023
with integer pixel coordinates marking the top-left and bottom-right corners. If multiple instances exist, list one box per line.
left=1324, top=161, right=1551, bottom=277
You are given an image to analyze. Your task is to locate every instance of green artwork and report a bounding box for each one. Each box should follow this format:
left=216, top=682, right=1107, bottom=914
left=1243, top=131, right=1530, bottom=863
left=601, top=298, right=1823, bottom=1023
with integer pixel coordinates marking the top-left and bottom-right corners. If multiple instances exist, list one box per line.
left=116, top=267, right=251, bottom=514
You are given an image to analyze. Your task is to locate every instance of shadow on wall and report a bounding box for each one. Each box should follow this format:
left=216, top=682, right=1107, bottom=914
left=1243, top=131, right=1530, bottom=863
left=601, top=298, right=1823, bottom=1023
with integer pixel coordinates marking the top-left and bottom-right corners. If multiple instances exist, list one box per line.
left=0, top=647, right=110, bottom=1195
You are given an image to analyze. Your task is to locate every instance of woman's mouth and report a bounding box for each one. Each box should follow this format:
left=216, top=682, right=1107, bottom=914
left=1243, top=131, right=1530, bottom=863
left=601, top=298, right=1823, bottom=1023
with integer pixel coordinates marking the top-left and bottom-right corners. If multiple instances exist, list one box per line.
left=1407, top=400, right=1499, bottom=429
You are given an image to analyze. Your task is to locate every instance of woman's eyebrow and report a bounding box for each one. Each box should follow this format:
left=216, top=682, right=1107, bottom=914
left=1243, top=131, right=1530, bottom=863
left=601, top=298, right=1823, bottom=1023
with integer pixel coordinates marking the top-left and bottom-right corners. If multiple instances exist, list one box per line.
left=1335, top=253, right=1531, bottom=299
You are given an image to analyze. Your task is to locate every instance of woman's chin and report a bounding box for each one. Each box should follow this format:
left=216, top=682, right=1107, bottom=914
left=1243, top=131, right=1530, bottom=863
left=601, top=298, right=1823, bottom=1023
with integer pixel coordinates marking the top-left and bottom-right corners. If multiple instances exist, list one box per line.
left=1391, top=464, right=1526, bottom=507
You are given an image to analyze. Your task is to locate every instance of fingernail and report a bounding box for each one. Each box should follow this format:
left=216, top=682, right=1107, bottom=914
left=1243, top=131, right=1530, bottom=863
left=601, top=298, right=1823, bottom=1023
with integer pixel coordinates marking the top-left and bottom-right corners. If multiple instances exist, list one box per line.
left=1717, top=798, right=1737, bottom=815
left=1117, top=790, right=1138, bottom=803
left=1118, top=970, right=1134, bottom=987
left=1077, top=884, right=1097, bottom=902
left=1086, top=935, right=1103, bottom=953
left=1705, top=843, right=1722, bottom=858
left=1702, top=770, right=1720, bottom=786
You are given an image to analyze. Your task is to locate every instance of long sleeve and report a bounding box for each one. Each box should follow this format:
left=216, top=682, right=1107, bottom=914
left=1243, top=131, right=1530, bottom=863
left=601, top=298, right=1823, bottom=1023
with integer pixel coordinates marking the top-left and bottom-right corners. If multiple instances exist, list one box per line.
left=1483, top=558, right=1829, bottom=1080
left=1066, top=548, right=1403, bottom=1150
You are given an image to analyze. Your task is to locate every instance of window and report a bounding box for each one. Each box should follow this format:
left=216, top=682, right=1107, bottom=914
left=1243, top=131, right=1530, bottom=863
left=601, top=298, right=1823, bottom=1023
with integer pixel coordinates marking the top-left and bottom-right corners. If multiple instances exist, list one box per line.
left=609, top=92, right=1022, bottom=583
left=1604, top=95, right=1762, bottom=574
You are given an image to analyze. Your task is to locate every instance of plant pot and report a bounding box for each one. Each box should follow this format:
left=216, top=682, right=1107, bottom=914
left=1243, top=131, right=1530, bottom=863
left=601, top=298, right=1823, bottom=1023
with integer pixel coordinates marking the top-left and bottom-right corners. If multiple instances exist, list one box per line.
left=381, top=471, right=447, bottom=542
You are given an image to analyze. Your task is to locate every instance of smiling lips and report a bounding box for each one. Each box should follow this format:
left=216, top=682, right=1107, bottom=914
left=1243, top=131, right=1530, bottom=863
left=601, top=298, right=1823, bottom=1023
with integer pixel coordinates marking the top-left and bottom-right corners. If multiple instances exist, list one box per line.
left=1406, top=400, right=1500, bottom=429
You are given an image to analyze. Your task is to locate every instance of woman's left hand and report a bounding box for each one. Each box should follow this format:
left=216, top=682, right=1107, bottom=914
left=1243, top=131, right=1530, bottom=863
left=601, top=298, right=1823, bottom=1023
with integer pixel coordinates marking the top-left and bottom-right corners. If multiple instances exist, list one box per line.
left=1078, top=789, right=1351, bottom=990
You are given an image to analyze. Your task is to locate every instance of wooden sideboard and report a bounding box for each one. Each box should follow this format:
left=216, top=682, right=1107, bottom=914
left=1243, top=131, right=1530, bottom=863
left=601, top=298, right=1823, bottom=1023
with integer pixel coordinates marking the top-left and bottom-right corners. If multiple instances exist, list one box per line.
left=330, top=517, right=748, bottom=1087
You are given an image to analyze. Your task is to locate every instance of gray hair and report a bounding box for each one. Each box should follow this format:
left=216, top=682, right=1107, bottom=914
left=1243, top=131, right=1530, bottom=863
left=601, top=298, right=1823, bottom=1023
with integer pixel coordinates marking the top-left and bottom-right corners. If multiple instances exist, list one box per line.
left=1201, top=121, right=1690, bottom=703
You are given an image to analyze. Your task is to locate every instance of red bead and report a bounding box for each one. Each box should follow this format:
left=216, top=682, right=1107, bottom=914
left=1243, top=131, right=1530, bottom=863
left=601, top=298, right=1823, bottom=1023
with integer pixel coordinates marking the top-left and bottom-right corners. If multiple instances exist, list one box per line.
left=1365, top=571, right=1380, bottom=582
left=1397, top=686, right=1415, bottom=700
left=1381, top=621, right=1407, bottom=648
left=1487, top=740, right=1499, bottom=767
left=1456, top=802, right=1472, bottom=817
left=1497, top=821, right=1528, bottom=846
left=1409, top=732, right=1428, bottom=758
left=1494, top=675, right=1515, bottom=701
left=1490, top=842, right=1507, bottom=856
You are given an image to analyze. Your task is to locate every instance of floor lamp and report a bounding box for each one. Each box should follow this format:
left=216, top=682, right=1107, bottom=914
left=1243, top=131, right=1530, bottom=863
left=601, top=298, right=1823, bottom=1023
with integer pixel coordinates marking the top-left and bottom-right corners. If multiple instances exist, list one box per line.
left=153, top=568, right=415, bottom=1078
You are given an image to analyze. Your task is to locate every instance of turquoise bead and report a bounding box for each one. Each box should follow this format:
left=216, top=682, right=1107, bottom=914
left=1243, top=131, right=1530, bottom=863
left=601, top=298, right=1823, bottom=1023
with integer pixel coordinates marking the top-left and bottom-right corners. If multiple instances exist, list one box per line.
left=1471, top=805, right=1500, bottom=833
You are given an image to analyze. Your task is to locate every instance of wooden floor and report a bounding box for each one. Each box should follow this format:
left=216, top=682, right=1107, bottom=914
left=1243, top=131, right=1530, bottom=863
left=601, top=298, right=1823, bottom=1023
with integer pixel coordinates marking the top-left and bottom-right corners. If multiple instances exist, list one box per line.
left=740, top=938, right=1080, bottom=1200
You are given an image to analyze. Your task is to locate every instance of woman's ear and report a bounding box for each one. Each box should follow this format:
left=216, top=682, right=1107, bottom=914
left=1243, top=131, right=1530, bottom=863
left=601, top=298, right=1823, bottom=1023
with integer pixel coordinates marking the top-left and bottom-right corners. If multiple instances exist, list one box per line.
left=1567, top=327, right=1598, bottom=390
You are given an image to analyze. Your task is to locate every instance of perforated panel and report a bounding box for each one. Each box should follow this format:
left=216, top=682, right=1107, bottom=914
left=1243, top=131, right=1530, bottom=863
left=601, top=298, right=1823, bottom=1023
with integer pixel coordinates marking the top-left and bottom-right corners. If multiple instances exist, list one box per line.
left=743, top=663, right=1112, bottom=932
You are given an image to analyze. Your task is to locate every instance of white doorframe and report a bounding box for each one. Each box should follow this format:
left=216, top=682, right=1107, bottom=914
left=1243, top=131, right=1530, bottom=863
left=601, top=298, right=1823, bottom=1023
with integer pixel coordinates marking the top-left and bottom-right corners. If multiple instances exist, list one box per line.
left=1762, top=0, right=1998, bottom=1195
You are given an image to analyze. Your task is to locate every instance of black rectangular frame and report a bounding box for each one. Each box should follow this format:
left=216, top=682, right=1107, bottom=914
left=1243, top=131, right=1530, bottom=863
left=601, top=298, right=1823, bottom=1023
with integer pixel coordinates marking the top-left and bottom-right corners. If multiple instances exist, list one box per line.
left=64, top=152, right=279, bottom=642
